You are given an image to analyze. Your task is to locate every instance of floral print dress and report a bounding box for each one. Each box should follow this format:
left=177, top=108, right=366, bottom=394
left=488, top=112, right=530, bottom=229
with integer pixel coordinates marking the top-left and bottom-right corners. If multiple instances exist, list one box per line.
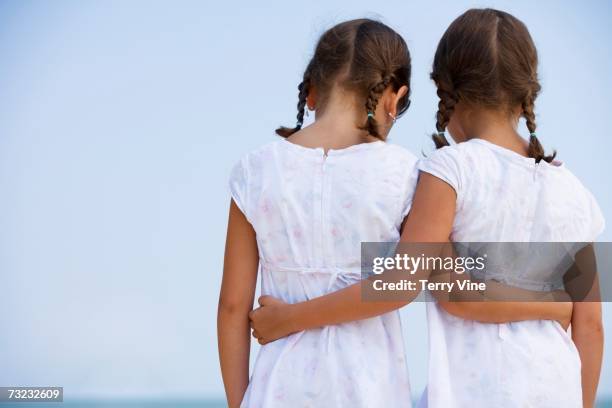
left=417, top=138, right=605, bottom=408
left=229, top=139, right=418, bottom=408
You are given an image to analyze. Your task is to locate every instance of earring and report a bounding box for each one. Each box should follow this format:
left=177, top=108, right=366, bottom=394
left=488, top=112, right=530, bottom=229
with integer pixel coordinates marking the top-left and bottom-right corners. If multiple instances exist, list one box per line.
left=306, top=104, right=314, bottom=117
left=388, top=112, right=396, bottom=124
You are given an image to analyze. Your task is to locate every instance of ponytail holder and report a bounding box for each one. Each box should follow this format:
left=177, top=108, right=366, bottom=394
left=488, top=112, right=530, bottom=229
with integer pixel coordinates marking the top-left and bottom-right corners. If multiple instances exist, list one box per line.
left=529, top=132, right=537, bottom=138
left=296, top=121, right=303, bottom=127
left=437, top=130, right=445, bottom=136
left=367, top=112, right=374, bottom=118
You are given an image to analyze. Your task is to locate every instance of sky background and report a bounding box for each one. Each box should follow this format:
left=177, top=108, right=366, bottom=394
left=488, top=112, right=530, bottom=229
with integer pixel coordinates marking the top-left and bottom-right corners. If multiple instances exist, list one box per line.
left=1, top=0, right=611, bottom=402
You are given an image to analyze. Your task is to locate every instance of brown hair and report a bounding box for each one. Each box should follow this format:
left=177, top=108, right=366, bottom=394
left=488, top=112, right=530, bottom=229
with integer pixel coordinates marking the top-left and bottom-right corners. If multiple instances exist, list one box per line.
left=431, top=8, right=555, bottom=163
left=276, top=19, right=411, bottom=139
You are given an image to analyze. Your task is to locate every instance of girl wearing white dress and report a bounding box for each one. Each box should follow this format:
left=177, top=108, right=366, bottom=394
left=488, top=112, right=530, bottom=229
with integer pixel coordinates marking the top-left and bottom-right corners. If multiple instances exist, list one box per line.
left=417, top=9, right=603, bottom=407
left=249, top=9, right=604, bottom=408
left=218, top=19, right=417, bottom=408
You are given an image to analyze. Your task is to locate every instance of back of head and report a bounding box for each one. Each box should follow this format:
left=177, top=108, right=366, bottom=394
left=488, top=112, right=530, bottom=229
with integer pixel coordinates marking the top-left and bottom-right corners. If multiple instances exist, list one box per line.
left=431, top=8, right=555, bottom=163
left=277, top=19, right=411, bottom=139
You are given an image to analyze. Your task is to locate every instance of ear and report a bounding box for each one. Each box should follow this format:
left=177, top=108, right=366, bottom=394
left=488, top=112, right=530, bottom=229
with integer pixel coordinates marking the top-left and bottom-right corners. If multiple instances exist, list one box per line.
left=384, top=85, right=409, bottom=118
left=306, top=86, right=317, bottom=110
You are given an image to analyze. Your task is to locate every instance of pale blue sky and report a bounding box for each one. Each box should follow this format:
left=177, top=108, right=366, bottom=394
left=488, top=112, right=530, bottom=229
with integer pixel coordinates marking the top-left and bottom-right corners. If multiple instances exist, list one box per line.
left=0, top=0, right=610, bottom=401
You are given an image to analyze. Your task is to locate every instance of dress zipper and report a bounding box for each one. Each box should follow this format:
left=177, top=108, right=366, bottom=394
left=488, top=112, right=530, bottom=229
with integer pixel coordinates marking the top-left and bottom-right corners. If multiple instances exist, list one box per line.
left=320, top=152, right=328, bottom=265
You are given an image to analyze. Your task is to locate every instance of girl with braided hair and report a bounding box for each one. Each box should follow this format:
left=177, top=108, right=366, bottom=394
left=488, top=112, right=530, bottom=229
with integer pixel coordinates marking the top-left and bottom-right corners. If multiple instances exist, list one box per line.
left=418, top=9, right=603, bottom=407
left=249, top=8, right=604, bottom=408
left=219, top=19, right=416, bottom=407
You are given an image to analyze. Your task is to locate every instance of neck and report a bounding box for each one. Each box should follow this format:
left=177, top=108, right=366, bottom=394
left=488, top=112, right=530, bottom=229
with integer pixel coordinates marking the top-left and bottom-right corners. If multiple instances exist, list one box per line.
left=287, top=90, right=380, bottom=151
left=462, top=109, right=528, bottom=157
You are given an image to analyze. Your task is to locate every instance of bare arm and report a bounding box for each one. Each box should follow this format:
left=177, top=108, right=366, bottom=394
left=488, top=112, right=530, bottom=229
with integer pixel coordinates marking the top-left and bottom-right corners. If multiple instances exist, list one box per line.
left=417, top=175, right=572, bottom=325
left=249, top=172, right=453, bottom=341
left=250, top=173, right=572, bottom=343
left=392, top=173, right=571, bottom=325
left=441, top=301, right=571, bottom=327
left=572, top=301, right=603, bottom=408
left=218, top=200, right=259, bottom=407
left=567, top=245, right=603, bottom=408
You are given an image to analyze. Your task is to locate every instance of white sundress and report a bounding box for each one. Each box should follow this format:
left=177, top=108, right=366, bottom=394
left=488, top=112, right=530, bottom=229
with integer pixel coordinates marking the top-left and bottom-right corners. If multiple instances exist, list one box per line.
left=416, top=138, right=605, bottom=408
left=229, top=139, right=418, bottom=408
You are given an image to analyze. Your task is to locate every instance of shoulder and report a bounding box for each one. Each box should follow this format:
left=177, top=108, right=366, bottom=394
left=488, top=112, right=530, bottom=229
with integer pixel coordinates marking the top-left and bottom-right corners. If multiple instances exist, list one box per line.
left=423, top=141, right=483, bottom=164
left=417, top=140, right=494, bottom=179
left=557, top=167, right=606, bottom=239
left=240, top=140, right=283, bottom=162
left=415, top=143, right=479, bottom=196
left=381, top=143, right=419, bottom=167
left=382, top=142, right=417, bottom=159
left=418, top=143, right=465, bottom=172
left=378, top=144, right=420, bottom=206
left=231, top=140, right=283, bottom=171
left=552, top=165, right=595, bottom=199
left=228, top=141, right=283, bottom=218
left=230, top=140, right=283, bottom=181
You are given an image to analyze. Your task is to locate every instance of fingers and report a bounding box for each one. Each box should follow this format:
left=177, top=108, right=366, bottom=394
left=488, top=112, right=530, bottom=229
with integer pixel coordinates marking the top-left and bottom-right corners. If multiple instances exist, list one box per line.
left=251, top=328, right=269, bottom=345
left=258, top=295, right=285, bottom=306
left=249, top=313, right=265, bottom=344
left=258, top=295, right=271, bottom=306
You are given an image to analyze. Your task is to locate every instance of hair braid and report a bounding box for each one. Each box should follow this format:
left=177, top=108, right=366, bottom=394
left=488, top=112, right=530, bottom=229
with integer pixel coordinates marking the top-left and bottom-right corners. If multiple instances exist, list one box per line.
left=362, top=75, right=393, bottom=139
left=523, top=96, right=555, bottom=163
left=276, top=68, right=312, bottom=138
left=431, top=87, right=457, bottom=148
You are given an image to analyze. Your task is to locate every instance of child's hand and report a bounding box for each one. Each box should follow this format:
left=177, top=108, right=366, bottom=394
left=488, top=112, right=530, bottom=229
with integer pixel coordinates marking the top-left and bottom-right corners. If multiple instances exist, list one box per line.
left=249, top=296, right=296, bottom=345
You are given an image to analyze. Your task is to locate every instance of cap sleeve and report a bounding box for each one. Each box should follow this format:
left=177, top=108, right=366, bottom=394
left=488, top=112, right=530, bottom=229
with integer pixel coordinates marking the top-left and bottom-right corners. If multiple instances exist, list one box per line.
left=587, top=192, right=606, bottom=241
left=228, top=158, right=250, bottom=220
left=400, top=164, right=419, bottom=219
left=417, top=146, right=463, bottom=199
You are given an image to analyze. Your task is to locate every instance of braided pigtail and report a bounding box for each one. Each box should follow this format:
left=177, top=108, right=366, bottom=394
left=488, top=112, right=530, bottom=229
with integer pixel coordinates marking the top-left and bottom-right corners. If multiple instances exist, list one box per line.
left=361, top=75, right=392, bottom=139
left=522, top=96, right=555, bottom=163
left=276, top=68, right=311, bottom=138
left=431, top=86, right=457, bottom=148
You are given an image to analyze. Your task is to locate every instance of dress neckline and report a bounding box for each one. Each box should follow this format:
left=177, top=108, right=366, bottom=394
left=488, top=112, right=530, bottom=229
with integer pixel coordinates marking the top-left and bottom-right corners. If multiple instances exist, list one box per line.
left=468, top=138, right=564, bottom=169
left=281, top=138, right=385, bottom=157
